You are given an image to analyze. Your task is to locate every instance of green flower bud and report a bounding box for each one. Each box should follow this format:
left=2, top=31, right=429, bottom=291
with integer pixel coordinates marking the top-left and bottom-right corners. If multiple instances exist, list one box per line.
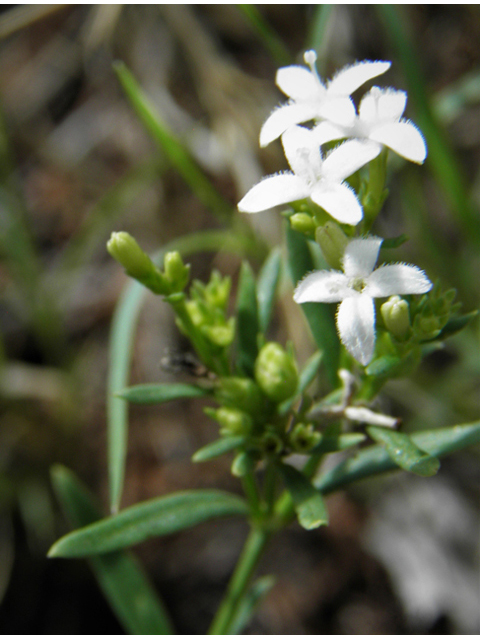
left=205, top=406, right=253, bottom=435
left=204, top=271, right=231, bottom=311
left=289, top=423, right=321, bottom=453
left=261, top=430, right=284, bottom=455
left=381, top=295, right=411, bottom=340
left=231, top=451, right=255, bottom=477
left=107, top=232, right=168, bottom=294
left=315, top=222, right=349, bottom=270
left=290, top=213, right=316, bottom=236
left=215, top=377, right=264, bottom=415
left=163, top=251, right=190, bottom=292
left=254, top=342, right=298, bottom=403
left=414, top=314, right=441, bottom=340
left=201, top=318, right=235, bottom=347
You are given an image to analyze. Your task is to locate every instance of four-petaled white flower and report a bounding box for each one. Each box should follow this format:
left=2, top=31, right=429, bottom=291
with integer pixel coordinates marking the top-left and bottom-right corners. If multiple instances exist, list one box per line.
left=293, top=236, right=432, bottom=366
left=313, top=86, right=427, bottom=163
left=260, top=51, right=391, bottom=147
left=238, top=125, right=380, bottom=225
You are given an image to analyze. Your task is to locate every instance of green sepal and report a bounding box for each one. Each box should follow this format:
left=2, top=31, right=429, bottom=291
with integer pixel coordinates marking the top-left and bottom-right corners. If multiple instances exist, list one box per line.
left=192, top=436, right=247, bottom=463
left=236, top=261, right=259, bottom=377
left=279, top=463, right=328, bottom=530
left=367, top=426, right=440, bottom=477
left=48, top=490, right=248, bottom=557
left=116, top=383, right=210, bottom=404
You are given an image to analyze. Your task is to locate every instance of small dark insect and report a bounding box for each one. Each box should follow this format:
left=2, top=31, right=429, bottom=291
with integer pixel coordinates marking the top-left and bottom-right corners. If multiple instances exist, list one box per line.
left=160, top=350, right=213, bottom=378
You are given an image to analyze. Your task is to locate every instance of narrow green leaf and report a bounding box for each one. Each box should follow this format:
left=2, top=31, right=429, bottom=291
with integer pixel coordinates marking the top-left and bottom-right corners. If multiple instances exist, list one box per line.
left=280, top=463, right=328, bottom=530
left=316, top=421, right=480, bottom=495
left=285, top=224, right=339, bottom=385
left=237, top=5, right=291, bottom=66
left=48, top=490, right=248, bottom=558
left=117, top=382, right=210, bottom=405
left=365, top=355, right=403, bottom=378
left=306, top=5, right=335, bottom=72
left=114, top=61, right=232, bottom=221
left=236, top=261, right=259, bottom=377
left=256, top=248, right=282, bottom=335
left=192, top=435, right=246, bottom=463
left=367, top=426, right=440, bottom=477
left=50, top=465, right=173, bottom=635
left=310, top=433, right=366, bottom=454
left=431, top=310, right=478, bottom=342
left=380, top=233, right=409, bottom=250
left=228, top=575, right=276, bottom=635
left=278, top=350, right=323, bottom=415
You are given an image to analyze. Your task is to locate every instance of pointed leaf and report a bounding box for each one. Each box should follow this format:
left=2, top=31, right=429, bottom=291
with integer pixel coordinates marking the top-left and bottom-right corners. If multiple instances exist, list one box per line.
left=48, top=490, right=248, bottom=558
left=256, top=248, right=282, bottom=334
left=316, top=421, right=480, bottom=495
left=192, top=436, right=247, bottom=462
left=310, top=433, right=366, bottom=454
left=50, top=465, right=173, bottom=634
left=228, top=575, right=276, bottom=635
left=117, top=383, right=210, bottom=405
left=286, top=224, right=339, bottom=385
left=236, top=261, right=259, bottom=376
left=280, top=464, right=328, bottom=530
left=367, top=426, right=440, bottom=476
left=278, top=350, right=323, bottom=415
left=429, top=310, right=478, bottom=342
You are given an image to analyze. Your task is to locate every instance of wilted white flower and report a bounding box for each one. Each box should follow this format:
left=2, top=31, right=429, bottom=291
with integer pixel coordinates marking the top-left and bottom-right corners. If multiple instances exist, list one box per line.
left=260, top=51, right=391, bottom=147
left=314, top=86, right=427, bottom=163
left=293, top=236, right=432, bottom=365
left=238, top=125, right=379, bottom=225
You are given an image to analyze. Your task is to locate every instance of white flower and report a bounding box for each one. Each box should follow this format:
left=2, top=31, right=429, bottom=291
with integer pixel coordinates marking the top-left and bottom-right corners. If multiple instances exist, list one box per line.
left=260, top=51, right=391, bottom=147
left=238, top=125, right=380, bottom=225
left=293, top=236, right=432, bottom=365
left=314, top=86, right=427, bottom=163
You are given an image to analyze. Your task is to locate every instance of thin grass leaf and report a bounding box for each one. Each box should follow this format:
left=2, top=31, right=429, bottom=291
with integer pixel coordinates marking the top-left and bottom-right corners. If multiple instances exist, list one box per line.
left=50, top=465, right=173, bottom=635
left=117, top=382, right=210, bottom=405
left=285, top=223, right=339, bottom=386
left=280, top=463, right=328, bottom=530
left=367, top=426, right=440, bottom=477
left=192, top=435, right=247, bottom=463
left=236, top=260, right=259, bottom=377
left=237, top=5, right=291, bottom=66
left=114, top=61, right=232, bottom=221
left=256, top=248, right=282, bottom=335
left=316, top=421, right=480, bottom=495
left=305, top=4, right=335, bottom=73
left=48, top=489, right=248, bottom=558
left=228, top=575, right=276, bottom=635
left=376, top=5, right=480, bottom=245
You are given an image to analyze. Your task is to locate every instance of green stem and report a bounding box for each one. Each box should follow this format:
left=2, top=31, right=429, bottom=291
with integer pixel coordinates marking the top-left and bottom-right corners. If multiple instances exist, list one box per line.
left=208, top=526, right=271, bottom=635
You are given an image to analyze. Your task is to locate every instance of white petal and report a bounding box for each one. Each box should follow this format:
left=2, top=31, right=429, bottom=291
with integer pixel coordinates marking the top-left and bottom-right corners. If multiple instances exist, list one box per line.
left=316, top=96, right=356, bottom=126
left=259, top=103, right=320, bottom=147
left=313, top=121, right=347, bottom=145
left=293, top=270, right=352, bottom=303
left=359, top=87, right=406, bottom=125
left=327, top=61, right=391, bottom=95
left=311, top=181, right=363, bottom=225
left=238, top=173, right=311, bottom=213
left=369, top=120, right=427, bottom=163
left=337, top=295, right=376, bottom=366
left=282, top=125, right=323, bottom=178
left=276, top=66, right=324, bottom=100
left=342, top=237, right=383, bottom=278
left=365, top=263, right=432, bottom=297
left=322, top=139, right=381, bottom=182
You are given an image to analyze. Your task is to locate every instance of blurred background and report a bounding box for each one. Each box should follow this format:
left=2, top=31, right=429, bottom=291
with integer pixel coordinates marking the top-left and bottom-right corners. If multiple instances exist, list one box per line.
left=0, top=5, right=479, bottom=634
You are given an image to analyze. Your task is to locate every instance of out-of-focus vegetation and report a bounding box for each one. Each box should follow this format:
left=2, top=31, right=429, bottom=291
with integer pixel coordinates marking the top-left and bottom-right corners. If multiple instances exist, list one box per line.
left=0, top=5, right=478, bottom=634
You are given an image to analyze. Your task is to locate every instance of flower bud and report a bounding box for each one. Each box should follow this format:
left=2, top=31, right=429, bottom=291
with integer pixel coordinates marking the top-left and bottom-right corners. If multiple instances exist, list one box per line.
left=231, top=451, right=255, bottom=477
left=201, top=319, right=235, bottom=347
left=205, top=406, right=253, bottom=436
left=215, top=377, right=264, bottom=416
left=289, top=423, right=321, bottom=453
left=254, top=342, right=298, bottom=403
left=381, top=295, right=411, bottom=339
left=290, top=213, right=316, bottom=236
left=107, top=231, right=168, bottom=294
left=315, top=222, right=349, bottom=270
left=163, top=251, right=190, bottom=292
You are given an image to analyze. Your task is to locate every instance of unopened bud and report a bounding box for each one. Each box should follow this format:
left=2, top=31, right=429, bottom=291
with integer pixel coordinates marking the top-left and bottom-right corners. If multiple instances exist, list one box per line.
left=205, top=406, right=253, bottom=436
left=381, top=295, right=410, bottom=339
left=215, top=377, right=263, bottom=415
left=201, top=319, right=235, bottom=347
left=315, top=222, right=349, bottom=270
left=289, top=423, right=321, bottom=453
left=254, top=342, right=298, bottom=403
left=290, top=213, right=316, bottom=236
left=163, top=251, right=190, bottom=292
left=231, top=451, right=255, bottom=477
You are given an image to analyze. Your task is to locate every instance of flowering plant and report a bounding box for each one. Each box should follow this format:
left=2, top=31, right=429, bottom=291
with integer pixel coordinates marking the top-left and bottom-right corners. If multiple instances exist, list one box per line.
left=48, top=49, right=478, bottom=634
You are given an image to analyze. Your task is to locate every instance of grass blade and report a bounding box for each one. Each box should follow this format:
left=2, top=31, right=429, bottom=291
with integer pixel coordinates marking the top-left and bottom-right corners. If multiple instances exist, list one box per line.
left=235, top=260, right=259, bottom=377
left=50, top=465, right=174, bottom=634
left=256, top=247, right=282, bottom=335
left=117, top=382, right=210, bottom=405
left=237, top=5, right=291, bottom=66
